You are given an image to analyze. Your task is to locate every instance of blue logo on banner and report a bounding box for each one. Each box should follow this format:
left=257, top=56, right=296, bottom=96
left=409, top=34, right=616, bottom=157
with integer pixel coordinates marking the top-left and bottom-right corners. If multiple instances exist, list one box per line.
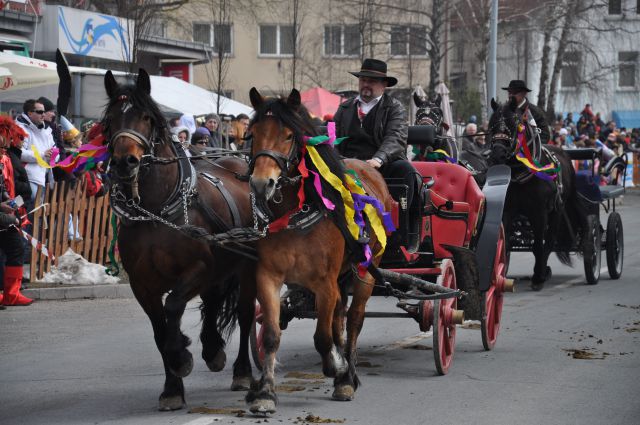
left=58, top=8, right=131, bottom=60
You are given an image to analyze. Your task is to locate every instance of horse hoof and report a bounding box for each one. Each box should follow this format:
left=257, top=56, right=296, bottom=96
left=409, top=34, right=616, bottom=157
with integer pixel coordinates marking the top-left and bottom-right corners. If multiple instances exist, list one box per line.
left=170, top=351, right=194, bottom=378
left=206, top=349, right=226, bottom=372
left=158, top=395, right=184, bottom=411
left=230, top=376, right=252, bottom=391
left=249, top=399, right=276, bottom=415
left=332, top=385, right=355, bottom=401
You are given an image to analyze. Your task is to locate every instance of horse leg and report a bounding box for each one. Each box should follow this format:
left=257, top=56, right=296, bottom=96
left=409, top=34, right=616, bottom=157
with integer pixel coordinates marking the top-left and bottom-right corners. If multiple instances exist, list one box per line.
left=163, top=261, right=208, bottom=378
left=245, top=273, right=282, bottom=414
left=332, top=270, right=373, bottom=401
left=315, top=281, right=348, bottom=380
left=200, top=285, right=229, bottom=372
left=530, top=213, right=550, bottom=291
left=134, top=289, right=185, bottom=411
left=232, top=265, right=257, bottom=391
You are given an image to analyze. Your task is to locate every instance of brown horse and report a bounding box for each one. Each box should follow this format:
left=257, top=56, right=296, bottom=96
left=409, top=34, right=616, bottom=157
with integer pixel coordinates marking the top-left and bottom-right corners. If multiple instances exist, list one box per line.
left=103, top=69, right=256, bottom=410
left=245, top=87, right=394, bottom=414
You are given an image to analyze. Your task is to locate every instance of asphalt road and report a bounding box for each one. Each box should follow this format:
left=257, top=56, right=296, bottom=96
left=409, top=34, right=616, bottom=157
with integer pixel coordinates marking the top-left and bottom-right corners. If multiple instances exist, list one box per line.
left=1, top=193, right=639, bottom=425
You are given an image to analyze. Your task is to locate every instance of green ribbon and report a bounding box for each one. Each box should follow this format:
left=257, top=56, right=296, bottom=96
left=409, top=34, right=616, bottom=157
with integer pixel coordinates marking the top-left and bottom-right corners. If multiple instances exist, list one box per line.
left=105, top=213, right=120, bottom=276
left=305, top=135, right=347, bottom=146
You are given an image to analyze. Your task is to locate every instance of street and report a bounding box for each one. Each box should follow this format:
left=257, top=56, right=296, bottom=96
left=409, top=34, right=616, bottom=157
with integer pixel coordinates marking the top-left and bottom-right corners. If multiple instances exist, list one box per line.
left=1, top=193, right=639, bottom=425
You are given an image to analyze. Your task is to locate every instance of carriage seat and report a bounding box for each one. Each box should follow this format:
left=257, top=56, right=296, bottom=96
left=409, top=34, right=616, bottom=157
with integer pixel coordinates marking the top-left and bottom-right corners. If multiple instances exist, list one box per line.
left=412, top=161, right=484, bottom=258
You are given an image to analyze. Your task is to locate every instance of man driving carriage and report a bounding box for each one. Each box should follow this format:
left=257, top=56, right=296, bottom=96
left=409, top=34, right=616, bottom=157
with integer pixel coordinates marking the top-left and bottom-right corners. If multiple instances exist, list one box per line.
left=334, top=58, right=420, bottom=249
left=502, top=80, right=550, bottom=145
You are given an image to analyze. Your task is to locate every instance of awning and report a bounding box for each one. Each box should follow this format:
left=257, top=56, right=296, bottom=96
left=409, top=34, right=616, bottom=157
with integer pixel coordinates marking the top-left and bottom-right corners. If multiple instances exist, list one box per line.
left=612, top=110, right=640, bottom=129
left=148, top=75, right=253, bottom=117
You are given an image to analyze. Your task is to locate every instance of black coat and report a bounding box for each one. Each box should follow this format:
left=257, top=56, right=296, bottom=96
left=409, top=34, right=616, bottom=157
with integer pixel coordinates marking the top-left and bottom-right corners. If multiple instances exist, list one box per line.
left=8, top=146, right=32, bottom=201
left=334, top=93, right=408, bottom=164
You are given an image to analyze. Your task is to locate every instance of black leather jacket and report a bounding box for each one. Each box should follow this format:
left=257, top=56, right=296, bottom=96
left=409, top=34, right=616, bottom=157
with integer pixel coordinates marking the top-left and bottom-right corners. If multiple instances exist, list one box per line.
left=520, top=100, right=550, bottom=145
left=334, top=93, right=408, bottom=164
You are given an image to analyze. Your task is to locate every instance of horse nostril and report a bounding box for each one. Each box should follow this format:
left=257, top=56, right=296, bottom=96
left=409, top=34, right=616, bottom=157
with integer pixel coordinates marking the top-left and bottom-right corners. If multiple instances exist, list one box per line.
left=125, top=155, right=139, bottom=167
left=266, top=178, right=276, bottom=193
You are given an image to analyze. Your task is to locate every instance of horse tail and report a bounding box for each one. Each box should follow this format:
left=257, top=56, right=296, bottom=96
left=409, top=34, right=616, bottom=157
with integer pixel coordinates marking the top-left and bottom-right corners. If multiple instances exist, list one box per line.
left=200, top=275, right=240, bottom=341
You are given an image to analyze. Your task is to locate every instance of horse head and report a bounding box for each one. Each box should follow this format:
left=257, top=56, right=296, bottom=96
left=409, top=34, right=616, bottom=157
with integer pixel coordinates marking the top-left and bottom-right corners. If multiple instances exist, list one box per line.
left=413, top=91, right=444, bottom=130
left=247, top=87, right=317, bottom=219
left=487, top=97, right=521, bottom=165
left=103, top=69, right=168, bottom=186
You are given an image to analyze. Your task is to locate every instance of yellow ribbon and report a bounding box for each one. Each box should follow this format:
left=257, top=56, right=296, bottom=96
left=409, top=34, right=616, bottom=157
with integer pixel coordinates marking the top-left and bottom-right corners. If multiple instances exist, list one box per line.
left=31, top=145, right=53, bottom=169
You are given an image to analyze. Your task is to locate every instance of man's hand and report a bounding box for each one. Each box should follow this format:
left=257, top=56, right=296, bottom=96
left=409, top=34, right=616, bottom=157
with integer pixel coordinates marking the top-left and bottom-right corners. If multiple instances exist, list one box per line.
left=366, top=158, right=383, bottom=169
left=44, top=148, right=52, bottom=162
left=0, top=201, right=16, bottom=214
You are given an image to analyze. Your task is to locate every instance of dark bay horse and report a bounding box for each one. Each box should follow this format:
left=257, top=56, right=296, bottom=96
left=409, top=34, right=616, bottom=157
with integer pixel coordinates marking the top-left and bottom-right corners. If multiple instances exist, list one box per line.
left=103, top=69, right=256, bottom=410
left=487, top=98, right=584, bottom=290
left=245, top=88, right=394, bottom=414
left=412, top=90, right=458, bottom=159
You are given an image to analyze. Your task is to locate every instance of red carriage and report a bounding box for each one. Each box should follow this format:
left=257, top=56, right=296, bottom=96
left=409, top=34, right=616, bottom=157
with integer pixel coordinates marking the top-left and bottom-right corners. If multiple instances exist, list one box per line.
left=251, top=124, right=514, bottom=375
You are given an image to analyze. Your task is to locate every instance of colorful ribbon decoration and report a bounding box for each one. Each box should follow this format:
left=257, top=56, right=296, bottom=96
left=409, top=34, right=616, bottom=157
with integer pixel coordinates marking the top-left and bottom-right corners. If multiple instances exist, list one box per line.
left=514, top=124, right=559, bottom=181
left=105, top=214, right=120, bottom=276
left=426, top=149, right=457, bottom=164
left=32, top=143, right=109, bottom=174
left=266, top=121, right=395, bottom=275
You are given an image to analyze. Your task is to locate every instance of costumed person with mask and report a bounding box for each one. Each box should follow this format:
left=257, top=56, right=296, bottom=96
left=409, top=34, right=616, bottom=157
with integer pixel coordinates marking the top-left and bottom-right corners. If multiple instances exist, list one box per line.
left=502, top=80, right=550, bottom=145
left=60, top=116, right=83, bottom=241
left=0, top=116, right=33, bottom=306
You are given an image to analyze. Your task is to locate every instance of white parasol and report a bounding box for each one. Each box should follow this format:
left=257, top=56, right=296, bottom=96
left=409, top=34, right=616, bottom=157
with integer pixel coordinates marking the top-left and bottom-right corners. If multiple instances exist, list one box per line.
left=435, top=81, right=454, bottom=137
left=0, top=53, right=59, bottom=92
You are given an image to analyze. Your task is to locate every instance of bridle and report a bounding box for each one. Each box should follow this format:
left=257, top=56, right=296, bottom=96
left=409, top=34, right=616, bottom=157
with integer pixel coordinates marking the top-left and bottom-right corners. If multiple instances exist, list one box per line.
left=415, top=104, right=443, bottom=129
left=489, top=112, right=519, bottom=160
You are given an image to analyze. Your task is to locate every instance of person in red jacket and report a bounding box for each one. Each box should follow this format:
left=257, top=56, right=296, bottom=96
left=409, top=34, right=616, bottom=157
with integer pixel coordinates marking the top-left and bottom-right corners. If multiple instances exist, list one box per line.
left=0, top=116, right=32, bottom=306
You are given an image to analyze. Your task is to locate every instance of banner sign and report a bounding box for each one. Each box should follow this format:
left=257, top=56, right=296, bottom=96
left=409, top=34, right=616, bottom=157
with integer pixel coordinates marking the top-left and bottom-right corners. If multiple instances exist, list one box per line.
left=57, top=6, right=133, bottom=62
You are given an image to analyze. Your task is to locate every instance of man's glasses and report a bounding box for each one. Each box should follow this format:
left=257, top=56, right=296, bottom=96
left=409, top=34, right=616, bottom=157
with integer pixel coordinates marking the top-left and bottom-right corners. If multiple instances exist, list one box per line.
left=193, top=141, right=208, bottom=146
left=31, top=110, right=45, bottom=114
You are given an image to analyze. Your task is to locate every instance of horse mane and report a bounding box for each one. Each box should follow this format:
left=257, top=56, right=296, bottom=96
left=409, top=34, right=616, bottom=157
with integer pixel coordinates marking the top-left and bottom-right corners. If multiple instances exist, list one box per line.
left=101, top=80, right=169, bottom=144
left=253, top=95, right=352, bottom=245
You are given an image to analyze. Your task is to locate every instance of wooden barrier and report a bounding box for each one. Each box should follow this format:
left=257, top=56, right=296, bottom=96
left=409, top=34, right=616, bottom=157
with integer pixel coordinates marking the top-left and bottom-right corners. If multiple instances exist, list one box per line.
left=29, top=178, right=115, bottom=281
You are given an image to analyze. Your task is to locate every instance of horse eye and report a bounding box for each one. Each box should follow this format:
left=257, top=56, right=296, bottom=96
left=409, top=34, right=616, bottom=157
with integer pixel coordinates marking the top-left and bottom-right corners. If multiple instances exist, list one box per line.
left=285, top=133, right=294, bottom=141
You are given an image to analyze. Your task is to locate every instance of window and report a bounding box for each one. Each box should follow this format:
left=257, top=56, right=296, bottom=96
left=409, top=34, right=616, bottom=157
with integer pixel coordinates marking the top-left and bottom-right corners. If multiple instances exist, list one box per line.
left=561, top=51, right=581, bottom=88
left=619, top=51, right=638, bottom=87
left=637, top=0, right=640, bottom=13
left=260, top=25, right=295, bottom=56
left=192, top=23, right=232, bottom=55
left=324, top=25, right=360, bottom=56
left=608, top=0, right=622, bottom=14
left=147, top=19, right=166, bottom=37
left=390, top=25, right=427, bottom=56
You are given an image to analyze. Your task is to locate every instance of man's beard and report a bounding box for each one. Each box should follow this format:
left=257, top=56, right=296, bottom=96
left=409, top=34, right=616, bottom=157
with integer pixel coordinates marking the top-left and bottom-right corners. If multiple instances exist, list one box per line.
left=508, top=96, right=517, bottom=109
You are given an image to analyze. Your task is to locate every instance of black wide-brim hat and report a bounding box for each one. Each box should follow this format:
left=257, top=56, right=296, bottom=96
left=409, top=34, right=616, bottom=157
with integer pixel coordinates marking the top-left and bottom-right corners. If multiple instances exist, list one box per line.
left=349, top=58, right=398, bottom=87
left=502, top=80, right=531, bottom=92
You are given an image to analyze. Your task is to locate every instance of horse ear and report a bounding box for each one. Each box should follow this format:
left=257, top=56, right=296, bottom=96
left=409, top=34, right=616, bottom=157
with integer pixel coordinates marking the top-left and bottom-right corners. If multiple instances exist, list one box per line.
left=249, top=87, right=264, bottom=109
left=434, top=93, right=442, bottom=106
left=287, top=89, right=301, bottom=110
left=491, top=97, right=498, bottom=111
left=136, top=69, right=151, bottom=95
left=413, top=92, right=423, bottom=107
left=104, top=70, right=118, bottom=100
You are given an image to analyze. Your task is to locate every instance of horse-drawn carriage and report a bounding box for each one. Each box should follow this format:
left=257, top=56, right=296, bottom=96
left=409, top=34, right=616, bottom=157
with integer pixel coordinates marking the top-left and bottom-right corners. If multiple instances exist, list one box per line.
left=249, top=123, right=514, bottom=376
left=508, top=147, right=626, bottom=285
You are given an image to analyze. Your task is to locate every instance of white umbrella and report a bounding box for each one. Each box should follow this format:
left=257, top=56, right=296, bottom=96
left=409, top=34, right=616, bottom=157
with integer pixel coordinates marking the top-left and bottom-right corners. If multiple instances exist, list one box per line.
left=435, top=81, right=453, bottom=137
left=0, top=53, right=59, bottom=92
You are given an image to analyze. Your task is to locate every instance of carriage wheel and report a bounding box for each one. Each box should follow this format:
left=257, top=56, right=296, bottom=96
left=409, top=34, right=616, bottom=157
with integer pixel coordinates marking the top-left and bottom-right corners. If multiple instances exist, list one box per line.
left=433, top=259, right=458, bottom=375
left=583, top=215, right=602, bottom=285
left=250, top=302, right=266, bottom=372
left=481, top=225, right=507, bottom=351
left=605, top=212, right=624, bottom=280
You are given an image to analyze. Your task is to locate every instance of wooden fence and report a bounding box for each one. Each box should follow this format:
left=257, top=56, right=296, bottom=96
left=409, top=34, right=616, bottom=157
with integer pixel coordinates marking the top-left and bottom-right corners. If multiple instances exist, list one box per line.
left=29, top=178, right=115, bottom=281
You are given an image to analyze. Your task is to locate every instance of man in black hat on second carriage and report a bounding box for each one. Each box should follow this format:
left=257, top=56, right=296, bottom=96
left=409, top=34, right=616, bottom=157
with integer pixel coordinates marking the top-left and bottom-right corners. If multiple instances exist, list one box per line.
left=502, top=80, right=550, bottom=145
left=334, top=58, right=420, bottom=250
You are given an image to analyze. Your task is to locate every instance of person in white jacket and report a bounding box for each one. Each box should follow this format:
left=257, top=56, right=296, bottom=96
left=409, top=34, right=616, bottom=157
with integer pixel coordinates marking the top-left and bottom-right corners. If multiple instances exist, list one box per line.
left=15, top=99, right=57, bottom=204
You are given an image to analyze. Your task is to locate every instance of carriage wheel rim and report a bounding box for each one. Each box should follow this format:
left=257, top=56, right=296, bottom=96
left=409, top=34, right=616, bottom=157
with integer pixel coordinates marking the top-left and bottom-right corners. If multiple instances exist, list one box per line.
left=482, top=225, right=506, bottom=350
left=615, top=221, right=623, bottom=272
left=433, top=260, right=456, bottom=374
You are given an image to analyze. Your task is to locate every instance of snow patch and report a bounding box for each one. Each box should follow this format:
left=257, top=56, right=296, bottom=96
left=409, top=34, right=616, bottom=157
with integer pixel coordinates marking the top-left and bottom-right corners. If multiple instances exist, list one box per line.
left=38, top=249, right=121, bottom=285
